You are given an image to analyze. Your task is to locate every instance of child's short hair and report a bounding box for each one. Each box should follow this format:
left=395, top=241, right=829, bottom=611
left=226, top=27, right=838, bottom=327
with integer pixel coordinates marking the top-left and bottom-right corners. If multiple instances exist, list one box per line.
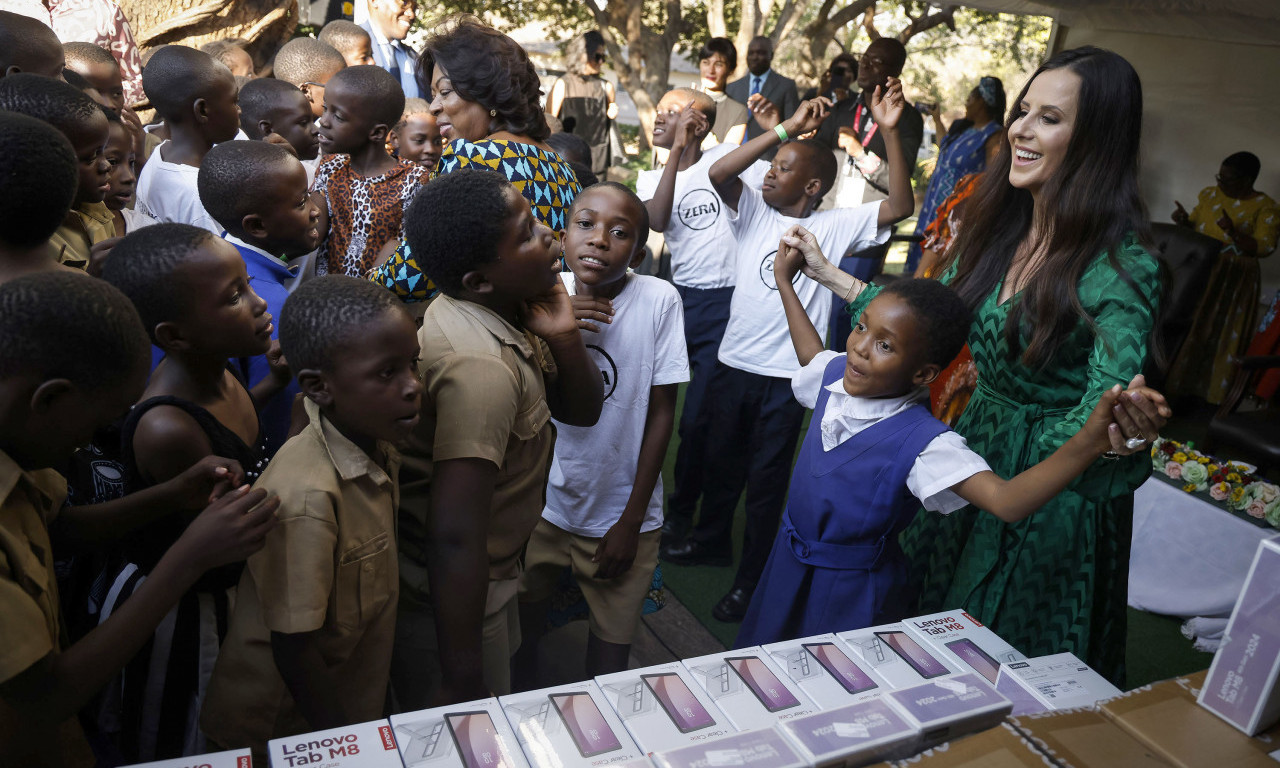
left=0, top=73, right=103, bottom=136
left=405, top=169, right=513, bottom=296
left=279, top=275, right=404, bottom=372
left=142, top=45, right=227, bottom=120
left=198, top=140, right=296, bottom=236
left=545, top=131, right=591, bottom=167
left=0, top=271, right=149, bottom=390
left=397, top=97, right=431, bottom=127
left=317, top=20, right=371, bottom=55
left=200, top=38, right=250, bottom=70
left=63, top=41, right=118, bottom=72
left=661, top=87, right=717, bottom=125
left=878, top=279, right=972, bottom=368
left=1223, top=151, right=1261, bottom=182
left=329, top=65, right=404, bottom=127
left=0, top=9, right=63, bottom=75
left=0, top=111, right=77, bottom=248
left=571, top=181, right=650, bottom=246
left=272, top=37, right=346, bottom=87
left=787, top=138, right=839, bottom=199
left=102, top=223, right=216, bottom=341
left=237, top=77, right=303, bottom=139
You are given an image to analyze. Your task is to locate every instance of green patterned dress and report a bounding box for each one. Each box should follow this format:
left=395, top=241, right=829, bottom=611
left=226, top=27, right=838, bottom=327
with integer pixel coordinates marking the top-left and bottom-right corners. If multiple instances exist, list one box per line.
left=847, top=236, right=1159, bottom=685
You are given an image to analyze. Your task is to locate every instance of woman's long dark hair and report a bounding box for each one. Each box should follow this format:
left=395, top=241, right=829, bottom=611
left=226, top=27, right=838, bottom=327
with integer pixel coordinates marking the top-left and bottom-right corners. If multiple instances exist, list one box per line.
left=943, top=46, right=1153, bottom=369
left=414, top=15, right=550, bottom=141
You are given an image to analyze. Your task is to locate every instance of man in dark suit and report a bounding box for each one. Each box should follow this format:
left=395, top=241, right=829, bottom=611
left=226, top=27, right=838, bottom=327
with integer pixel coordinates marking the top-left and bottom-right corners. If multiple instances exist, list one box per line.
left=725, top=36, right=800, bottom=142
left=359, top=0, right=420, bottom=99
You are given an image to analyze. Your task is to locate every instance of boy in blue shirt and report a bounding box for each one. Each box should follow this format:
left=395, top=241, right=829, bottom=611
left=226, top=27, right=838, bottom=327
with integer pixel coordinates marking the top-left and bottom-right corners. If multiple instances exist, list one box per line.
left=198, top=140, right=322, bottom=452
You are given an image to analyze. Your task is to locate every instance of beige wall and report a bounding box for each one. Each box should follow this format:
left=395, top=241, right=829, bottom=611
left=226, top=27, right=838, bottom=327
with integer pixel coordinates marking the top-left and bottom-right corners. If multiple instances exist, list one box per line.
left=1055, top=26, right=1280, bottom=295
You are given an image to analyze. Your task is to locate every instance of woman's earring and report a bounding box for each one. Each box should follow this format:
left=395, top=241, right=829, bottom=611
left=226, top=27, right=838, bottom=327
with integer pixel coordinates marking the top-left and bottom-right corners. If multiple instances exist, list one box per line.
left=490, top=109, right=497, bottom=117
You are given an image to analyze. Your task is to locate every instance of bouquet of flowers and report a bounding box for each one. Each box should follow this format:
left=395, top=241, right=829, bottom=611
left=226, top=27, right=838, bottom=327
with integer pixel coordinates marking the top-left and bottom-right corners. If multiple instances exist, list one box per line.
left=1150, top=437, right=1280, bottom=527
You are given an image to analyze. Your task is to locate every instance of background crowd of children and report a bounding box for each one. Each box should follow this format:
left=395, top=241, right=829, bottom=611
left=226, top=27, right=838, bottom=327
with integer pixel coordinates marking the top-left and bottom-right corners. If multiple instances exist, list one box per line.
left=0, top=9, right=1169, bottom=768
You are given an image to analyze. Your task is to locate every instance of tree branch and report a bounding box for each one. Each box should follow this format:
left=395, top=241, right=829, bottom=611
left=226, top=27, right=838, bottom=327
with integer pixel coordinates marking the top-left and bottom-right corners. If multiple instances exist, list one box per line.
left=899, top=4, right=958, bottom=42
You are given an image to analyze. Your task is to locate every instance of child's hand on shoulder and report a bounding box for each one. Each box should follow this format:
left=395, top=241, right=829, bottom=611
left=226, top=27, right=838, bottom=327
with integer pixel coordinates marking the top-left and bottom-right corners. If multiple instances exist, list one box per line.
left=167, top=456, right=246, bottom=509
left=177, top=485, right=280, bottom=572
left=870, top=77, right=906, bottom=131
left=571, top=293, right=614, bottom=333
left=521, top=279, right=579, bottom=342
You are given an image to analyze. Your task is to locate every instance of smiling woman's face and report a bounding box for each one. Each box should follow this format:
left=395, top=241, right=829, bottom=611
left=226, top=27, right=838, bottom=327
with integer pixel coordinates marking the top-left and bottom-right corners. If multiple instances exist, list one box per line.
left=428, top=63, right=493, bottom=142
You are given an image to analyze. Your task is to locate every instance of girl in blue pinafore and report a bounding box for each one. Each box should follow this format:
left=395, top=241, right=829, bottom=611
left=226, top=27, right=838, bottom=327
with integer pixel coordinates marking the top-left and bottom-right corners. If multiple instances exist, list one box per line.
left=737, top=232, right=1155, bottom=647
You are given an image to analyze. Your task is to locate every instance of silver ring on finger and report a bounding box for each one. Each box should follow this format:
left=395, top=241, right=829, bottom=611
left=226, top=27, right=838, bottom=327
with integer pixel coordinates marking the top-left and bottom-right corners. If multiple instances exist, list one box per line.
left=1125, top=436, right=1147, bottom=451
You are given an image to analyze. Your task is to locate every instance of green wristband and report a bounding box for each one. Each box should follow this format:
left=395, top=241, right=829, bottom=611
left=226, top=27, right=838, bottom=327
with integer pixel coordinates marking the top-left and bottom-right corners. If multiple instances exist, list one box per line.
left=774, top=124, right=788, bottom=142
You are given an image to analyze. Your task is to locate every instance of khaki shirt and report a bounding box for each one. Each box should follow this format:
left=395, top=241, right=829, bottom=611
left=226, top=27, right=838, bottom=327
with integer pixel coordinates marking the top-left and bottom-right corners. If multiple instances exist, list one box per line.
left=399, top=294, right=556, bottom=594
left=47, top=202, right=115, bottom=271
left=0, top=451, right=94, bottom=768
left=201, top=399, right=400, bottom=752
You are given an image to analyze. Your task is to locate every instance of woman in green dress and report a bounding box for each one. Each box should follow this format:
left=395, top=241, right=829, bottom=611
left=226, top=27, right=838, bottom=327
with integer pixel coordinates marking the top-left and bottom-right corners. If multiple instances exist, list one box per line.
left=800, top=47, right=1168, bottom=685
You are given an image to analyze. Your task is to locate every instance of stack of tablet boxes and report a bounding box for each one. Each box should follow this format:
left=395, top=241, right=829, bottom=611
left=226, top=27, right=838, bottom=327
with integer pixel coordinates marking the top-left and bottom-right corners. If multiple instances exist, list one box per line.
left=149, top=609, right=1124, bottom=768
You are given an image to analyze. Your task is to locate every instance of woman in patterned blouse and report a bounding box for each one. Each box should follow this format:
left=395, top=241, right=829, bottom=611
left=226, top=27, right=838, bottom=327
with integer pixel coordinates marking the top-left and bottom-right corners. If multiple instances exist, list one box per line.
left=371, top=15, right=583, bottom=302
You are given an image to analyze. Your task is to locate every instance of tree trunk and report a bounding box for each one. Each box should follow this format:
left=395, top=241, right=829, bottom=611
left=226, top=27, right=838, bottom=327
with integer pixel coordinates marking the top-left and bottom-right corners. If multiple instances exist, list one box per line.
left=585, top=0, right=683, bottom=154
left=117, top=0, right=298, bottom=71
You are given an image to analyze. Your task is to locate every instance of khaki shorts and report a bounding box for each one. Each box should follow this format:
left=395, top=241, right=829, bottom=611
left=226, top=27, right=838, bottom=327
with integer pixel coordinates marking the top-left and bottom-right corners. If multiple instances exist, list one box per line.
left=520, top=519, right=660, bottom=645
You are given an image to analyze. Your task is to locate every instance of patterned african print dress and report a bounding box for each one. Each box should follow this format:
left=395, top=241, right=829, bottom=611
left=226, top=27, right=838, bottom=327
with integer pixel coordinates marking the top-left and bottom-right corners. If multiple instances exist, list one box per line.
left=370, top=138, right=582, bottom=302
left=848, top=236, right=1160, bottom=685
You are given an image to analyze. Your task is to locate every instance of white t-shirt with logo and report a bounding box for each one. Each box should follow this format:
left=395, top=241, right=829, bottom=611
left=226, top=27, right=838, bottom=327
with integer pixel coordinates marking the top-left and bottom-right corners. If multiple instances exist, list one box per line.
left=543, top=273, right=690, bottom=537
left=636, top=144, right=767, bottom=290
left=718, top=184, right=888, bottom=378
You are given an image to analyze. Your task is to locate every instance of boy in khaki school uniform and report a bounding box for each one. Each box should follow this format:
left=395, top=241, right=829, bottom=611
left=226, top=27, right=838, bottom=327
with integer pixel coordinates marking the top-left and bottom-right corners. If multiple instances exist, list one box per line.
left=390, top=170, right=605, bottom=708
left=201, top=277, right=423, bottom=754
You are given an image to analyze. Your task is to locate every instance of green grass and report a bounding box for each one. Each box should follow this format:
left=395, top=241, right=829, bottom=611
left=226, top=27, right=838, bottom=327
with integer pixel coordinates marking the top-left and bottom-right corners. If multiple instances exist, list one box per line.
left=657, top=382, right=1215, bottom=686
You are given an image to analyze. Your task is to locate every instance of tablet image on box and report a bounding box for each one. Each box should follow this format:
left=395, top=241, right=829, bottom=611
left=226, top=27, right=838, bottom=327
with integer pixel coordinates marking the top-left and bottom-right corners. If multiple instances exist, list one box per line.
left=874, top=630, right=950, bottom=680
left=549, top=692, right=624, bottom=757
left=448, top=711, right=518, bottom=768
left=943, top=638, right=1002, bottom=684
left=726, top=655, right=802, bottom=712
left=643, top=672, right=718, bottom=732
left=802, top=641, right=880, bottom=695
left=392, top=699, right=528, bottom=768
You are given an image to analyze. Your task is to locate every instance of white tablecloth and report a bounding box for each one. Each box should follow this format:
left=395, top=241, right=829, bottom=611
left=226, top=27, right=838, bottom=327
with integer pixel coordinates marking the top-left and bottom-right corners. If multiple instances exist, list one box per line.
left=1128, top=476, right=1277, bottom=619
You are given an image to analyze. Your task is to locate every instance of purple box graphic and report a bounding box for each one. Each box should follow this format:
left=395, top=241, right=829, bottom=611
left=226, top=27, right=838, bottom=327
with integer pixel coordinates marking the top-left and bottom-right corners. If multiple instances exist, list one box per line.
left=1199, top=537, right=1280, bottom=735
left=778, top=699, right=918, bottom=766
left=651, top=729, right=805, bottom=768
left=886, top=673, right=1011, bottom=748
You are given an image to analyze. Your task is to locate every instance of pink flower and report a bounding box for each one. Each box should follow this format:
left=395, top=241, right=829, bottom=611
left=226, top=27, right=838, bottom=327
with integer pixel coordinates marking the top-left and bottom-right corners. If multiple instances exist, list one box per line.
left=1247, top=500, right=1267, bottom=519
left=1210, top=482, right=1230, bottom=501
left=1165, top=461, right=1183, bottom=479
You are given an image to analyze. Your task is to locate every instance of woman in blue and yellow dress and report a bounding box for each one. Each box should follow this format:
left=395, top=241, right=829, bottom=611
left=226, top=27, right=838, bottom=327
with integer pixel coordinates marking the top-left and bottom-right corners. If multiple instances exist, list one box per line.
left=369, top=15, right=582, bottom=302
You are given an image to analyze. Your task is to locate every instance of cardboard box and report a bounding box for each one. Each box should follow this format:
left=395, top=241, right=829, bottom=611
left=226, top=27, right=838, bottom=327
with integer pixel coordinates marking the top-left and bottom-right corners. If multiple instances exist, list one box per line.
left=123, top=749, right=253, bottom=768
left=390, top=699, right=528, bottom=768
left=885, top=674, right=1011, bottom=749
left=270, top=720, right=403, bottom=768
left=1007, top=707, right=1169, bottom=767
left=1199, top=537, right=1280, bottom=735
left=995, top=653, right=1122, bottom=715
left=762, top=634, right=891, bottom=709
left=1099, top=670, right=1280, bottom=768
left=596, top=662, right=735, bottom=755
left=498, top=681, right=646, bottom=768
left=890, top=722, right=1054, bottom=767
left=836, top=624, right=960, bottom=689
left=778, top=698, right=919, bottom=767
left=651, top=728, right=807, bottom=768
left=683, top=649, right=819, bottom=730
left=902, top=611, right=1026, bottom=686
